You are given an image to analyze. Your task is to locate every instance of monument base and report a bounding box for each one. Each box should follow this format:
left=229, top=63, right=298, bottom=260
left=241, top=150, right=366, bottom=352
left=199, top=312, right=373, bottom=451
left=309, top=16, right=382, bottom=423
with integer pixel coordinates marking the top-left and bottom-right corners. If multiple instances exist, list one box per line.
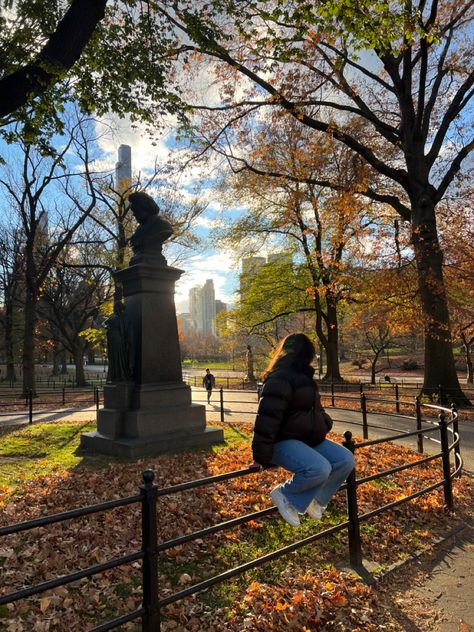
left=80, top=426, right=224, bottom=458
left=80, top=382, right=224, bottom=458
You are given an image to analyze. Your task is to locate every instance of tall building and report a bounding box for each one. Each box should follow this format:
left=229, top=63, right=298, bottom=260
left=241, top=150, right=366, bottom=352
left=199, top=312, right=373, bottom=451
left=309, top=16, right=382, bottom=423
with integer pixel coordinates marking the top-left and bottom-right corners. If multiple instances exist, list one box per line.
left=115, top=144, right=132, bottom=192
left=240, top=256, right=266, bottom=293
left=179, top=313, right=194, bottom=334
left=189, top=279, right=217, bottom=335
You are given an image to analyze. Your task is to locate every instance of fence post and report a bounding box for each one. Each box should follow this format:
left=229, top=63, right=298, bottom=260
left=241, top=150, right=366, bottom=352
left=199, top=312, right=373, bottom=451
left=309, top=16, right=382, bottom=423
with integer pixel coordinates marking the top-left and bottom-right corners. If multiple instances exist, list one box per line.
left=140, top=470, right=160, bottom=631
left=220, top=387, right=224, bottom=423
left=62, top=387, right=66, bottom=405
left=95, top=387, right=100, bottom=412
left=359, top=382, right=364, bottom=395
left=395, top=383, right=400, bottom=414
left=342, top=431, right=362, bottom=567
left=415, top=396, right=423, bottom=454
left=28, top=389, right=33, bottom=424
left=438, top=384, right=444, bottom=405
left=360, top=393, right=368, bottom=439
left=331, top=381, right=335, bottom=407
left=438, top=412, right=454, bottom=511
left=451, top=403, right=461, bottom=468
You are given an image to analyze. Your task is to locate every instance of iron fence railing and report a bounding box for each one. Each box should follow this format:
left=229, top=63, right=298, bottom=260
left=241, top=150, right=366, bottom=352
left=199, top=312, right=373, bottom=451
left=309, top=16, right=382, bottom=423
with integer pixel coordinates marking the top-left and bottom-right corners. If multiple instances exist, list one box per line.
left=182, top=372, right=474, bottom=402
left=191, top=385, right=464, bottom=454
left=0, top=387, right=100, bottom=426
left=0, top=404, right=462, bottom=631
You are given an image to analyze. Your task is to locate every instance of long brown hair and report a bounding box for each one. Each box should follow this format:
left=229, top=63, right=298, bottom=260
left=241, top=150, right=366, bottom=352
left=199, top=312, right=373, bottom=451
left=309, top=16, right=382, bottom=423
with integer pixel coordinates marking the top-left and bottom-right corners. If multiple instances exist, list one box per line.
left=261, top=333, right=316, bottom=381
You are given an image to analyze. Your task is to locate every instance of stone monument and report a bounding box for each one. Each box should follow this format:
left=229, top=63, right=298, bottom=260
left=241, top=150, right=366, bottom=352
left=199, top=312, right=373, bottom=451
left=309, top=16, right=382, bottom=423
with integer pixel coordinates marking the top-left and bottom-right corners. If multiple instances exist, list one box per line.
left=81, top=192, right=224, bottom=457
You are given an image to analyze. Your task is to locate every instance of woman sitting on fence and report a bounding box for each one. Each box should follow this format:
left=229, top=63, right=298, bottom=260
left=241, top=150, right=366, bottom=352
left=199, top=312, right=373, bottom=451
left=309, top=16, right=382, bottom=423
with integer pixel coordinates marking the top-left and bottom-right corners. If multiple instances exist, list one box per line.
left=251, top=333, right=355, bottom=527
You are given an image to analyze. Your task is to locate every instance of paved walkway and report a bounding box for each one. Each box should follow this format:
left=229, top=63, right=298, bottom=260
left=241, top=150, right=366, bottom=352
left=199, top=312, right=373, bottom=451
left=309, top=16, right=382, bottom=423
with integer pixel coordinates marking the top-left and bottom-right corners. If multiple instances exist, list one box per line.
left=404, top=522, right=474, bottom=631
left=1, top=394, right=473, bottom=629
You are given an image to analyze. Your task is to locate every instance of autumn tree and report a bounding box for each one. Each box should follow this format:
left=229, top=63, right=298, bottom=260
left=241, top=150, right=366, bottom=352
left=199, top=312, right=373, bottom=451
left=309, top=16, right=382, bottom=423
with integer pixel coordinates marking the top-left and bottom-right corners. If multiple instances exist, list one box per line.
left=152, top=0, right=474, bottom=401
left=215, top=121, right=382, bottom=380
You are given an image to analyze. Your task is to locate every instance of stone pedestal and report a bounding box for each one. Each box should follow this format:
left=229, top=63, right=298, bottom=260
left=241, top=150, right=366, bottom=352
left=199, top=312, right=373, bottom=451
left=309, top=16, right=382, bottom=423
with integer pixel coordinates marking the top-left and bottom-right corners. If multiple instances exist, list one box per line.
left=81, top=263, right=224, bottom=458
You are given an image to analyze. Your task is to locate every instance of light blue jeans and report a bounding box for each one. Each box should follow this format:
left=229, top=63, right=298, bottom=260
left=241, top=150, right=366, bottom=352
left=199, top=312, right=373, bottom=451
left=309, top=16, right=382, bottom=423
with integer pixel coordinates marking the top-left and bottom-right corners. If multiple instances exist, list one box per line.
left=271, top=439, right=355, bottom=513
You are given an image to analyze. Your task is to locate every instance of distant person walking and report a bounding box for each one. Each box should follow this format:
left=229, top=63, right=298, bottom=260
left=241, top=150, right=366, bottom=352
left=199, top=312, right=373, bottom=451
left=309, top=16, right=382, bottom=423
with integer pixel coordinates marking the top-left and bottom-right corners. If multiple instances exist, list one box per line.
left=251, top=333, right=355, bottom=527
left=203, top=368, right=216, bottom=404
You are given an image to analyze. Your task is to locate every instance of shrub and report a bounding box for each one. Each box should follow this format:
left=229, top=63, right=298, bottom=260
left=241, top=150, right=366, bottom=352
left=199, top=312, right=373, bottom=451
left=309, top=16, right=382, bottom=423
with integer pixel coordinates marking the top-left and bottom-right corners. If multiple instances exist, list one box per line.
left=402, top=358, right=419, bottom=371
left=352, top=358, right=368, bottom=369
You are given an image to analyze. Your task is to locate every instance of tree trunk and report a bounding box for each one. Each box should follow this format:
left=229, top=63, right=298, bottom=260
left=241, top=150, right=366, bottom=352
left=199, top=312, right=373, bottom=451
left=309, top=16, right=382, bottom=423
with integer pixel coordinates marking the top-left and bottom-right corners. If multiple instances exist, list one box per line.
left=465, top=344, right=473, bottom=384
left=22, top=289, right=37, bottom=396
left=411, top=196, right=469, bottom=403
left=52, top=350, right=60, bottom=376
left=370, top=350, right=382, bottom=385
left=4, top=297, right=16, bottom=382
left=322, top=293, right=343, bottom=382
left=370, top=360, right=377, bottom=385
left=60, top=350, right=68, bottom=374
left=73, top=341, right=86, bottom=386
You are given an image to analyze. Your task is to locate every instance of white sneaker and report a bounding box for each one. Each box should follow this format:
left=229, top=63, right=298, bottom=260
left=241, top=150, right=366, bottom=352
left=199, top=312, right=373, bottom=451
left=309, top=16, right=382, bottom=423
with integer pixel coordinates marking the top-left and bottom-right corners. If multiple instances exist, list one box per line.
left=270, top=487, right=300, bottom=527
left=306, top=499, right=324, bottom=521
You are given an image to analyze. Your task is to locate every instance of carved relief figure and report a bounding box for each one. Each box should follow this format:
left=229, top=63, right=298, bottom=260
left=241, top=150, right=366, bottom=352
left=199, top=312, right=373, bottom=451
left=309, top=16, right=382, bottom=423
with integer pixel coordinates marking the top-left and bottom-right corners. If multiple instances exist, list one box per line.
left=105, top=302, right=133, bottom=382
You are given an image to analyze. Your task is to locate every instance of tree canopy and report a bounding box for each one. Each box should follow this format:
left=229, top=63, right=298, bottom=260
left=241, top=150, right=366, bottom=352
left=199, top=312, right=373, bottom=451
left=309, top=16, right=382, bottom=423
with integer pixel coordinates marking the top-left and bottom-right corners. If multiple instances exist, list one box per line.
left=0, top=0, right=183, bottom=146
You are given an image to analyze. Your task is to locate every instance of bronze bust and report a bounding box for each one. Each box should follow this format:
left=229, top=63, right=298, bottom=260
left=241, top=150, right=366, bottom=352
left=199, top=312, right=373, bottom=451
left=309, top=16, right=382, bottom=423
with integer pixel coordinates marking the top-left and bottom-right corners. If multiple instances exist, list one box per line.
left=128, top=191, right=173, bottom=266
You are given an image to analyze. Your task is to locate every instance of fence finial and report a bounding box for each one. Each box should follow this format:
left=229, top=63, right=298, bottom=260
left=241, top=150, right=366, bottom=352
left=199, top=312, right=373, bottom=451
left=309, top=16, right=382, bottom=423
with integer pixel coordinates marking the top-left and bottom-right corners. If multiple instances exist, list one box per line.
left=142, top=469, right=155, bottom=485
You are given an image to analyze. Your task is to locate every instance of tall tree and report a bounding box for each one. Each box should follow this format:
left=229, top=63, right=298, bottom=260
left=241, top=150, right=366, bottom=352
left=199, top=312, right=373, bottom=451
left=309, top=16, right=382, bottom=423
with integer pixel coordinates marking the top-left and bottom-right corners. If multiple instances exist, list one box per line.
left=38, top=251, right=110, bottom=386
left=0, top=226, right=24, bottom=382
left=153, top=0, right=474, bottom=400
left=0, top=115, right=98, bottom=394
left=216, top=120, right=378, bottom=380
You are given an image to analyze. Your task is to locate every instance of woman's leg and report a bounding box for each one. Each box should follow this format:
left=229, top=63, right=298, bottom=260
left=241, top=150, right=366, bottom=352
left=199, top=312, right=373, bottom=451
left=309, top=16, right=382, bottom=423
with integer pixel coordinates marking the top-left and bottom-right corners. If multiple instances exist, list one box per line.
left=271, top=439, right=332, bottom=513
left=310, top=439, right=355, bottom=507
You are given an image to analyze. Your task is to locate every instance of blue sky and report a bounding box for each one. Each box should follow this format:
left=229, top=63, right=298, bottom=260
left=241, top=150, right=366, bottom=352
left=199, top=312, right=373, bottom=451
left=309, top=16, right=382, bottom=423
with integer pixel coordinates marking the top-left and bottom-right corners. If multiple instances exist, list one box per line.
left=93, top=113, right=243, bottom=311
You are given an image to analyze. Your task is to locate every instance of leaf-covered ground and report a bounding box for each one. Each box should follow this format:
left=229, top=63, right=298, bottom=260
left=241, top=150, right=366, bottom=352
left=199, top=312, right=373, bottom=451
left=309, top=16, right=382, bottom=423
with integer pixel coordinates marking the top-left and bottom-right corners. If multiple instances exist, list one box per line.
left=0, top=420, right=472, bottom=631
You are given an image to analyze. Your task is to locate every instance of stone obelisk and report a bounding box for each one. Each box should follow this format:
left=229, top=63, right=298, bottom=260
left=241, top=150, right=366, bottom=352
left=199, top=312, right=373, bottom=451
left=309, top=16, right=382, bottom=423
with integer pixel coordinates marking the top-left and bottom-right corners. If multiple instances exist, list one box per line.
left=81, top=191, right=224, bottom=457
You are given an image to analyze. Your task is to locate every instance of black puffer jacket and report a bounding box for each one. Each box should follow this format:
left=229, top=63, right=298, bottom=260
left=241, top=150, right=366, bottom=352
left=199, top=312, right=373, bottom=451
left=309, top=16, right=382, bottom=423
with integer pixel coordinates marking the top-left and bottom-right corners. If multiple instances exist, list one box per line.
left=252, top=367, right=333, bottom=466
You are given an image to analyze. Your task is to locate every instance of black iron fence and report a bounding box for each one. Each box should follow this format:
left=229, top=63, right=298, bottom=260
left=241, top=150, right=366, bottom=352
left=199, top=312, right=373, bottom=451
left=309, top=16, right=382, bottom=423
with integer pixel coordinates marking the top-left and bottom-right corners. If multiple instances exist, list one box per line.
left=0, top=372, right=107, bottom=389
left=0, top=387, right=100, bottom=427
left=191, top=385, right=464, bottom=453
left=183, top=373, right=474, bottom=403
left=0, top=404, right=462, bottom=630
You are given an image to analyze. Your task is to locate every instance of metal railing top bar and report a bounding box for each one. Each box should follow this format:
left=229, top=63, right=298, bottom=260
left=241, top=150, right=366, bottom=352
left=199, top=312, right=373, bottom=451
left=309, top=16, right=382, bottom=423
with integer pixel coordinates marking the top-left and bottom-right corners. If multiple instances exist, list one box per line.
left=159, top=519, right=350, bottom=608
left=0, top=408, right=95, bottom=419
left=0, top=494, right=142, bottom=537
left=90, top=608, right=147, bottom=632
left=156, top=465, right=260, bottom=497
left=0, top=550, right=144, bottom=606
left=356, top=451, right=442, bottom=486
left=157, top=507, right=277, bottom=553
left=354, top=423, right=441, bottom=449
left=422, top=403, right=457, bottom=414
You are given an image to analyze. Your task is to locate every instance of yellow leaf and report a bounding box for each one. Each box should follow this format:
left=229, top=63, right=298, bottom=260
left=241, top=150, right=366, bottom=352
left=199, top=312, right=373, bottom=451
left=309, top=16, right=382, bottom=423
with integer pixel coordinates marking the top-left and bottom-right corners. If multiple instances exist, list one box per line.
left=39, top=597, right=51, bottom=612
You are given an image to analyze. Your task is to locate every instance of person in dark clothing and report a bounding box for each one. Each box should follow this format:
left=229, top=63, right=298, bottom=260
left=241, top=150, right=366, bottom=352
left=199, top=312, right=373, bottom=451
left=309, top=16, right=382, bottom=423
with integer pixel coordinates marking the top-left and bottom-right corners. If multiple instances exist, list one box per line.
left=252, top=333, right=355, bottom=527
left=202, top=368, right=216, bottom=404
